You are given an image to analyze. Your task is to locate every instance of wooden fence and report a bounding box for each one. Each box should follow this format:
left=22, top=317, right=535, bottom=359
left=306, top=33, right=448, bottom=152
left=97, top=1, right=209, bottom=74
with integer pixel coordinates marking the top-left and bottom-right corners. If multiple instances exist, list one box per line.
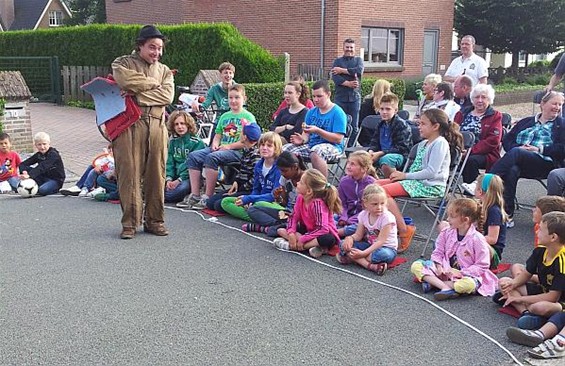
left=61, top=65, right=110, bottom=102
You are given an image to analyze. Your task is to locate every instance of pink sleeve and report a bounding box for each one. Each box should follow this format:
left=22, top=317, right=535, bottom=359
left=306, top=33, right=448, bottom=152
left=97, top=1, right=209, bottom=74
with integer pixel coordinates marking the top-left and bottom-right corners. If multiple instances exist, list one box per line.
left=287, top=195, right=302, bottom=234
left=430, top=229, right=449, bottom=264
left=305, top=99, right=315, bottom=109
left=272, top=100, right=287, bottom=120
left=299, top=199, right=331, bottom=243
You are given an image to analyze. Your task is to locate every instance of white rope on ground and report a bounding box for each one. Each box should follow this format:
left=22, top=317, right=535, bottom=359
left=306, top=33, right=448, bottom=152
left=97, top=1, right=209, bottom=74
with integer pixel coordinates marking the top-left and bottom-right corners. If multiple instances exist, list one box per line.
left=168, top=206, right=524, bottom=366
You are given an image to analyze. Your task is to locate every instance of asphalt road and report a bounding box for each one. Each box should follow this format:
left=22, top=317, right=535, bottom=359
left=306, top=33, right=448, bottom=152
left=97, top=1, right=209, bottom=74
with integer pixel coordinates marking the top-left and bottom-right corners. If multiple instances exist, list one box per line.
left=0, top=181, right=557, bottom=365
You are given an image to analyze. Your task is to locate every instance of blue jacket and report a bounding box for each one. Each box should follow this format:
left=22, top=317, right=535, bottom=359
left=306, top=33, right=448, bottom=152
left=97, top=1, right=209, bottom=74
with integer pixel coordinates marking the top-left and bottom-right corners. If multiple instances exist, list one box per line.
left=332, top=56, right=364, bottom=102
left=503, top=115, right=565, bottom=167
left=241, top=158, right=282, bottom=205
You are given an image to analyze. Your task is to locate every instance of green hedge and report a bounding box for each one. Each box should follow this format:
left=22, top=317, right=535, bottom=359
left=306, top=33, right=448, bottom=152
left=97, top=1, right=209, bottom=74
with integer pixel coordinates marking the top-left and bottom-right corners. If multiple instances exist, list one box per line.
left=246, top=78, right=405, bottom=130
left=0, top=23, right=283, bottom=87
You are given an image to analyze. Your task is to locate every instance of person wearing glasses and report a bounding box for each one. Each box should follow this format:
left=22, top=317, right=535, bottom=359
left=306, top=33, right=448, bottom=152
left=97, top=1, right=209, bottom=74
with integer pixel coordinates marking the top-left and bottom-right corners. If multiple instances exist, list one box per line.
left=454, top=84, right=503, bottom=195
left=490, top=90, right=565, bottom=227
left=427, top=82, right=460, bottom=122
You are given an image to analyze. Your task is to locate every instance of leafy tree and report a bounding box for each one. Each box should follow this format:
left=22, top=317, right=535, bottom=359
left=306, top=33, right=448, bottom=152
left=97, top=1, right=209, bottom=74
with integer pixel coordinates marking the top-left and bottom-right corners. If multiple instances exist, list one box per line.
left=64, top=0, right=106, bottom=25
left=455, top=0, right=565, bottom=69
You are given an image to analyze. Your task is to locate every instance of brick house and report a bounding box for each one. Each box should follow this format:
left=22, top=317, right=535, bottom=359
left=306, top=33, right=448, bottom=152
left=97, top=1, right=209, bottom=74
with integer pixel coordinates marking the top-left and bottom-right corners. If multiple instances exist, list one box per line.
left=105, top=0, right=454, bottom=79
left=0, top=0, right=72, bottom=31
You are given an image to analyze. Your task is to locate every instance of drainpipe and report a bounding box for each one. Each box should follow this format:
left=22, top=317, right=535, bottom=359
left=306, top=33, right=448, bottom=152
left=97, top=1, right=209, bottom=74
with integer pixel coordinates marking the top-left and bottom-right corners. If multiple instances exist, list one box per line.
left=320, top=0, right=326, bottom=73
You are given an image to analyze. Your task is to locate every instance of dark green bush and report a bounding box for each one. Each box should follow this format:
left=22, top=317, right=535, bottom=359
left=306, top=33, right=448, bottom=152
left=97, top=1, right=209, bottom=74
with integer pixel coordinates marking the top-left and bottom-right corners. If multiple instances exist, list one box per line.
left=245, top=78, right=405, bottom=130
left=403, top=78, right=423, bottom=100
left=0, top=23, right=283, bottom=87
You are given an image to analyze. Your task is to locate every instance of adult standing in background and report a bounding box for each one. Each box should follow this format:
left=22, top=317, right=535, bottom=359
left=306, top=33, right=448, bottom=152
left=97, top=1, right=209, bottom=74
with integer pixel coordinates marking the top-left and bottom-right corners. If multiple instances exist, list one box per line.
left=545, top=52, right=565, bottom=116
left=443, top=35, right=488, bottom=86
left=112, top=25, right=174, bottom=239
left=331, top=38, right=364, bottom=147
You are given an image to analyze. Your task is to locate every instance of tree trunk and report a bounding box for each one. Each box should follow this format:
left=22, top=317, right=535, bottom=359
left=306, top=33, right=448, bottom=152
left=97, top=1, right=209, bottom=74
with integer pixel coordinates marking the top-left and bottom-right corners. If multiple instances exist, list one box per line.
left=510, top=52, right=520, bottom=72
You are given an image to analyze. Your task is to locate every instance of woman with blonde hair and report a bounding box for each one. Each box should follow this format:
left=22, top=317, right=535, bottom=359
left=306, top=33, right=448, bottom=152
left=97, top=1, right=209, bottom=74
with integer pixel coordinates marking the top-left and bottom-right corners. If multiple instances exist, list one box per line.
left=359, top=79, right=391, bottom=123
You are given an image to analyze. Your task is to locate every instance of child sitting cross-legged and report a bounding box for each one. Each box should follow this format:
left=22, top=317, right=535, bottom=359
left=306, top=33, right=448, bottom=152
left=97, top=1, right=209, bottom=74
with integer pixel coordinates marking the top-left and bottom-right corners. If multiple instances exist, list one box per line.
left=0, top=132, right=22, bottom=193
left=220, top=132, right=283, bottom=220
left=336, top=183, right=398, bottom=275
left=61, top=144, right=114, bottom=198
left=274, top=168, right=342, bottom=258
left=243, top=151, right=307, bottom=237
left=411, top=198, right=498, bottom=301
left=20, top=132, right=65, bottom=196
left=497, top=211, right=565, bottom=330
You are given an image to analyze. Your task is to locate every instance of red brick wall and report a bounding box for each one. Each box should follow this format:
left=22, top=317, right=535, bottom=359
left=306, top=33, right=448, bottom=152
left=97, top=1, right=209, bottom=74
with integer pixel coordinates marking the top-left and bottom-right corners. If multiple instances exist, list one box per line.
left=106, top=0, right=454, bottom=80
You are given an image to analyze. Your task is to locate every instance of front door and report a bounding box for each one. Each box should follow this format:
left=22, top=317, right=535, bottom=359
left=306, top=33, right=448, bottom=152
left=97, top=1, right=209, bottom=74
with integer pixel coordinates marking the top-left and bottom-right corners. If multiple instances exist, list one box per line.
left=422, top=30, right=439, bottom=75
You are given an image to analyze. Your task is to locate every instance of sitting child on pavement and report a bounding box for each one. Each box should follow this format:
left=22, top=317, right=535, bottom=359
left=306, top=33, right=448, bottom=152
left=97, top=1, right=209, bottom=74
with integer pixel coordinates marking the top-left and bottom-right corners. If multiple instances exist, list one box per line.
left=411, top=198, right=498, bottom=301
left=274, top=168, right=342, bottom=259
left=20, top=132, right=65, bottom=196
left=61, top=144, right=114, bottom=197
left=336, top=183, right=398, bottom=275
left=0, top=132, right=22, bottom=193
left=220, top=132, right=283, bottom=221
left=497, top=211, right=565, bottom=330
left=165, top=110, right=206, bottom=203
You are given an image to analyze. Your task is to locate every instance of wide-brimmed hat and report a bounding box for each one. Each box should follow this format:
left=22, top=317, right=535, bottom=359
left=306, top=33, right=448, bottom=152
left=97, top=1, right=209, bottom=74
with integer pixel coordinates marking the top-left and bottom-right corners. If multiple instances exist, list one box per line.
left=136, top=25, right=165, bottom=42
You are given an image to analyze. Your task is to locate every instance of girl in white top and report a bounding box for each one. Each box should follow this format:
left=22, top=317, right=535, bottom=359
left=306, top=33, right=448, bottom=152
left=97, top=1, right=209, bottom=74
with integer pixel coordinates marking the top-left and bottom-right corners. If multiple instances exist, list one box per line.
left=336, top=183, right=398, bottom=275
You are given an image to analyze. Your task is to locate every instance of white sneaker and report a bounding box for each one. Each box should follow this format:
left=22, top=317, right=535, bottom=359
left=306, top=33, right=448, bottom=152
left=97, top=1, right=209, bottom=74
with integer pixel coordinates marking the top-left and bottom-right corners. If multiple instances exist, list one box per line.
left=60, top=185, right=81, bottom=196
left=78, top=187, right=89, bottom=197
left=506, top=217, right=515, bottom=228
left=0, top=181, right=11, bottom=193
left=273, top=238, right=290, bottom=250
left=461, top=181, right=477, bottom=196
left=191, top=194, right=209, bottom=210
left=87, top=187, right=105, bottom=198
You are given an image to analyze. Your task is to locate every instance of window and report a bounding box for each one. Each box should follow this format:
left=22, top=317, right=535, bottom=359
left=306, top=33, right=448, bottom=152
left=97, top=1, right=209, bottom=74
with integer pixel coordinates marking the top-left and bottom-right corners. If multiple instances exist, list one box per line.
left=48, top=10, right=63, bottom=27
left=361, top=27, right=404, bottom=65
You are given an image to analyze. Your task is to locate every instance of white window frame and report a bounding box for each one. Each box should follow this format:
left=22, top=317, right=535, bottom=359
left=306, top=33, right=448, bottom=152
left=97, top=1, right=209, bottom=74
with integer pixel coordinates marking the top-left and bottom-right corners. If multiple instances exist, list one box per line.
left=48, top=10, right=63, bottom=27
left=361, top=27, right=404, bottom=66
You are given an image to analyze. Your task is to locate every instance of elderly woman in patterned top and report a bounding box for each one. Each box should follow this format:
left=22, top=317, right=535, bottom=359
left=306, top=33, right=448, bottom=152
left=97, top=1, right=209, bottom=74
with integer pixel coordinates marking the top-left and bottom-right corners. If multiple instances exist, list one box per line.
left=454, top=84, right=503, bottom=192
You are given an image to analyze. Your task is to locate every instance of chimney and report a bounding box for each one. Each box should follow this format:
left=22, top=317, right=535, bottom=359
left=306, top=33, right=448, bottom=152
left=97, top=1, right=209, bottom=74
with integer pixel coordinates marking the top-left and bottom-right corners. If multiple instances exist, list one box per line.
left=0, top=0, right=15, bottom=30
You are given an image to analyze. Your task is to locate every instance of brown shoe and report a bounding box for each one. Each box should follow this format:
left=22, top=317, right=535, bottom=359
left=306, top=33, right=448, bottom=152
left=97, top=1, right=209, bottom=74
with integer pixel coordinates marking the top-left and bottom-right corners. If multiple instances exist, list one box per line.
left=120, top=227, right=136, bottom=240
left=143, top=223, right=169, bottom=236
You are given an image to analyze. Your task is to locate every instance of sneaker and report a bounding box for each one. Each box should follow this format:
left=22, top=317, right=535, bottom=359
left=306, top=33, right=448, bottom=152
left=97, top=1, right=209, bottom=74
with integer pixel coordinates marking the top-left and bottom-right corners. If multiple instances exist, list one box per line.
left=422, top=281, right=432, bottom=294
left=506, top=327, right=545, bottom=347
left=336, top=252, right=352, bottom=264
left=191, top=194, right=209, bottom=210
left=176, top=193, right=200, bottom=208
left=517, top=313, right=546, bottom=330
left=491, top=291, right=505, bottom=306
left=87, top=187, right=105, bottom=198
left=461, top=181, right=477, bottom=196
left=309, top=246, right=324, bottom=258
left=434, top=289, right=459, bottom=301
left=273, top=238, right=289, bottom=250
left=398, top=225, right=416, bottom=254
left=94, top=193, right=110, bottom=202
left=0, top=181, right=11, bottom=193
left=78, top=187, right=89, bottom=197
left=527, top=338, right=565, bottom=359
left=60, top=185, right=81, bottom=196
left=506, top=216, right=515, bottom=228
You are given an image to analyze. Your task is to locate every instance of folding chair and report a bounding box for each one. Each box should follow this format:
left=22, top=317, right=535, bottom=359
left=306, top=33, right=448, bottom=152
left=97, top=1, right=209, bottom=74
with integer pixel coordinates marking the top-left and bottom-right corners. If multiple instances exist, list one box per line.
left=327, top=120, right=353, bottom=185
left=352, top=115, right=382, bottom=148
left=399, top=131, right=474, bottom=257
left=397, top=109, right=410, bottom=121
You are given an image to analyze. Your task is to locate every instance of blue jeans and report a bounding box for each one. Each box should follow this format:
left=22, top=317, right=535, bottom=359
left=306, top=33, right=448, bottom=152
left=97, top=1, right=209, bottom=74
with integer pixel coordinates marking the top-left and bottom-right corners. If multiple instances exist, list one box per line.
left=164, top=180, right=190, bottom=203
left=6, top=176, right=20, bottom=191
left=186, top=147, right=242, bottom=171
left=335, top=99, right=360, bottom=147
left=96, top=175, right=119, bottom=200
left=490, top=147, right=555, bottom=216
left=37, top=179, right=61, bottom=196
left=547, top=168, right=565, bottom=196
left=76, top=165, right=94, bottom=188
left=340, top=240, right=397, bottom=263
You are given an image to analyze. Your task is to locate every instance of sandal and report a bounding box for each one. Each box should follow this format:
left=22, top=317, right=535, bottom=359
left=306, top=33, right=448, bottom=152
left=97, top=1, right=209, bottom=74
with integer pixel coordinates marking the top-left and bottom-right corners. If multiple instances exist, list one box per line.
left=368, top=262, right=387, bottom=275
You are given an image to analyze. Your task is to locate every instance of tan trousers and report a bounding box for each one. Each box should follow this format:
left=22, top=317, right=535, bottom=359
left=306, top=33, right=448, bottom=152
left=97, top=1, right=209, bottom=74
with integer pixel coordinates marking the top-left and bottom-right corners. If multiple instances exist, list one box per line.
left=113, top=112, right=167, bottom=229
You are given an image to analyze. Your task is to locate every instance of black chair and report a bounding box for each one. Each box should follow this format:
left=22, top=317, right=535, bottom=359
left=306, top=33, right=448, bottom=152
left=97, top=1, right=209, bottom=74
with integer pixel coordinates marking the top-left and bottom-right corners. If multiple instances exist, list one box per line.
left=501, top=112, right=512, bottom=131
left=397, top=109, right=410, bottom=121
left=352, top=115, right=382, bottom=147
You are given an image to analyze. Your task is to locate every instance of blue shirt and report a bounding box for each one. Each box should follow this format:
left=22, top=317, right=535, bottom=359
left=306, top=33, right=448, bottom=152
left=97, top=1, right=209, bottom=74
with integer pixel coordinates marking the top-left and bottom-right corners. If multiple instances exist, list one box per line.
left=485, top=205, right=506, bottom=256
left=305, top=105, right=347, bottom=152
left=380, top=123, right=393, bottom=151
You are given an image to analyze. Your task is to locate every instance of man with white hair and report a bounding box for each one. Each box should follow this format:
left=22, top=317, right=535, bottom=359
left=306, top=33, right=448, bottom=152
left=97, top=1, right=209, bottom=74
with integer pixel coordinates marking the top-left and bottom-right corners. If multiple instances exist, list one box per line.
left=444, top=35, right=488, bottom=86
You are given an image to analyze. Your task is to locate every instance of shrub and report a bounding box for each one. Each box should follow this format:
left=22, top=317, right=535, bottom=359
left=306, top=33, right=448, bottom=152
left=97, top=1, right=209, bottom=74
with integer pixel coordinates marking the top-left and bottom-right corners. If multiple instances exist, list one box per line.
left=0, top=23, right=283, bottom=87
left=403, top=78, right=423, bottom=100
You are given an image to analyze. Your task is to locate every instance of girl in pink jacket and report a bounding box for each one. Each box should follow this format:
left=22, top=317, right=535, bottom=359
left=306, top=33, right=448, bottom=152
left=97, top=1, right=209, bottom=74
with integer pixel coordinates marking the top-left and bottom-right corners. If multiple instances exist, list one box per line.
left=411, top=197, right=498, bottom=301
left=274, top=168, right=342, bottom=259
